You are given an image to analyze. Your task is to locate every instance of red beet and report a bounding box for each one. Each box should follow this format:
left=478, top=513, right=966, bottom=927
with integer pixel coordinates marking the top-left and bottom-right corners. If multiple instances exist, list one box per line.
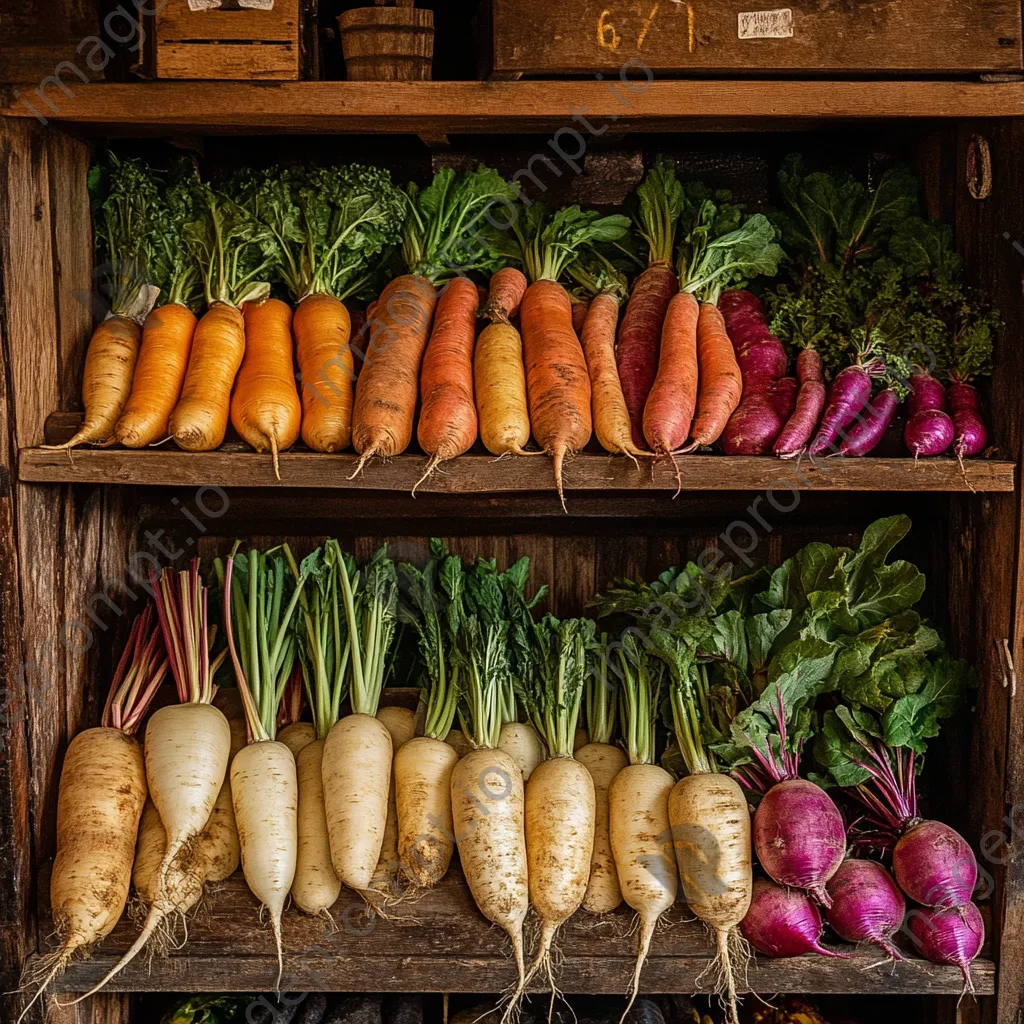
left=825, top=858, right=905, bottom=959
left=617, top=263, right=677, bottom=449
left=893, top=819, right=978, bottom=909
left=907, top=901, right=984, bottom=994
left=754, top=778, right=847, bottom=907
left=947, top=382, right=987, bottom=457
left=808, top=365, right=873, bottom=456
left=775, top=349, right=826, bottom=457
left=838, top=388, right=900, bottom=457
left=742, top=878, right=850, bottom=958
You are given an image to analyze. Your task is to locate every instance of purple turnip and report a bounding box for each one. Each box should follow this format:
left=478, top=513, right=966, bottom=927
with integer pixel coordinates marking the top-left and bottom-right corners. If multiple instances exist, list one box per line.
left=825, top=858, right=905, bottom=959
left=906, top=900, right=985, bottom=994
left=893, top=819, right=977, bottom=910
left=808, top=365, right=873, bottom=455
left=947, top=382, right=987, bottom=458
left=775, top=349, right=826, bottom=458
left=837, top=388, right=900, bottom=457
left=741, top=878, right=850, bottom=958
left=754, top=778, right=847, bottom=907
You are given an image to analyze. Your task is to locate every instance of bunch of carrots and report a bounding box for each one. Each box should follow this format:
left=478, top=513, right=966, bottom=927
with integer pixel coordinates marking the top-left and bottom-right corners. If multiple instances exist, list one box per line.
left=60, top=153, right=989, bottom=509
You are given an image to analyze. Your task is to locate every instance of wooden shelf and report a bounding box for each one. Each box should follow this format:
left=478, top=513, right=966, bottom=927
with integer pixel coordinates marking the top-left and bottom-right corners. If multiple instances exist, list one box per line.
left=34, top=869, right=994, bottom=995
left=18, top=444, right=1015, bottom=494
left=3, top=80, right=1024, bottom=134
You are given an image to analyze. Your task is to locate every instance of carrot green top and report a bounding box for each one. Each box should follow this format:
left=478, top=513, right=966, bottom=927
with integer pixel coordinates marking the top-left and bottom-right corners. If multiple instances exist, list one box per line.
left=633, top=156, right=685, bottom=267
left=149, top=161, right=203, bottom=311
left=511, top=203, right=631, bottom=285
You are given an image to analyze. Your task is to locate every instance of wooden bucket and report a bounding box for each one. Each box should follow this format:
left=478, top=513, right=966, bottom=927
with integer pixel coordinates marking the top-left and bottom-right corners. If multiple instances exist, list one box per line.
left=338, top=3, right=434, bottom=81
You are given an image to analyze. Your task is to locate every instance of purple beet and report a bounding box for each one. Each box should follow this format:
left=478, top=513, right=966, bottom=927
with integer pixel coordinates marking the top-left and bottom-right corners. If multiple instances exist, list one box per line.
left=893, top=819, right=978, bottom=909
left=753, top=778, right=847, bottom=907
left=775, top=349, right=826, bottom=457
left=838, top=388, right=900, bottom=457
left=825, top=858, right=906, bottom=959
left=906, top=901, right=984, bottom=994
left=808, top=365, right=873, bottom=455
left=947, top=382, right=988, bottom=457
left=742, top=878, right=850, bottom=958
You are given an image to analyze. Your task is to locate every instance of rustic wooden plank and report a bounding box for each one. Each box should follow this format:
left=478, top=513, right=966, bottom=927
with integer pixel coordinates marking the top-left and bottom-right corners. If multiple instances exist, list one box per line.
left=5, top=82, right=1024, bottom=133
left=157, top=43, right=300, bottom=82
left=32, top=866, right=994, bottom=995
left=553, top=535, right=597, bottom=618
left=489, top=0, right=1022, bottom=75
left=44, top=995, right=133, bottom=1024
left=17, top=447, right=1016, bottom=493
left=46, top=131, right=92, bottom=412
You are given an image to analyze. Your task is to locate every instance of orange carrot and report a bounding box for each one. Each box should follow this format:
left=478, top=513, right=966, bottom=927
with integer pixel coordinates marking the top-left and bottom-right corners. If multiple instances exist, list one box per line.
left=349, top=309, right=368, bottom=379
left=169, top=302, right=247, bottom=452
left=294, top=292, right=354, bottom=453
left=45, top=317, right=142, bottom=450
left=351, top=274, right=438, bottom=475
left=521, top=280, right=593, bottom=510
left=580, top=293, right=649, bottom=463
left=571, top=297, right=590, bottom=338
left=643, top=290, right=699, bottom=465
left=683, top=302, right=742, bottom=451
left=414, top=277, right=480, bottom=493
left=231, top=298, right=301, bottom=478
left=115, top=304, right=197, bottom=448
left=483, top=267, right=528, bottom=322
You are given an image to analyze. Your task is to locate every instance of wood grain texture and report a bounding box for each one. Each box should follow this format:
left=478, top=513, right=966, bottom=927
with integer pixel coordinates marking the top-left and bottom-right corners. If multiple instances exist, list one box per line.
left=18, top=444, right=1016, bottom=493
left=4, top=82, right=1024, bottom=132
left=490, top=0, right=1023, bottom=74
left=32, top=868, right=995, bottom=995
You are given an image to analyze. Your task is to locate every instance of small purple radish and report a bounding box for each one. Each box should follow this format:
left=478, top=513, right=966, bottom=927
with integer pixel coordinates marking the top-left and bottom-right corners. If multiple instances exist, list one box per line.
left=808, top=365, right=873, bottom=456
left=838, top=388, right=900, bottom=457
left=905, top=408, right=954, bottom=457
left=825, top=858, right=905, bottom=959
left=947, top=382, right=987, bottom=457
left=754, top=778, right=847, bottom=907
left=775, top=349, right=826, bottom=457
left=907, top=373, right=946, bottom=415
left=906, top=901, right=984, bottom=994
left=742, top=878, right=850, bottom=958
left=893, top=819, right=977, bottom=909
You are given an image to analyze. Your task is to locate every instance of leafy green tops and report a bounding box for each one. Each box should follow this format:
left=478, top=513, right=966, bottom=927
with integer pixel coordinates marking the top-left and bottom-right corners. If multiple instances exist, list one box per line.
left=632, top=156, right=685, bottom=266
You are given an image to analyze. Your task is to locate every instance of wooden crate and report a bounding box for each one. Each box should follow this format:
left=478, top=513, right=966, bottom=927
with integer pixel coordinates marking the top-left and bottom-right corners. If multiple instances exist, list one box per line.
left=153, top=0, right=306, bottom=80
left=486, top=0, right=1024, bottom=76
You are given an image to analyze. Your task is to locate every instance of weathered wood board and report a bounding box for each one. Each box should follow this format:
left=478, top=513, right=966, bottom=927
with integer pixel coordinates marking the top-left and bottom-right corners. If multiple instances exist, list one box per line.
left=489, top=0, right=1023, bottom=75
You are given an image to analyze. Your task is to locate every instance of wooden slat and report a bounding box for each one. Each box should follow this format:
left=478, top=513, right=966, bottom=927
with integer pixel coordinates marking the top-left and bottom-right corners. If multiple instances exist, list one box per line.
left=17, top=447, right=1016, bottom=493
left=490, top=0, right=1023, bottom=74
left=156, top=1, right=299, bottom=42
left=4, top=81, right=1024, bottom=133
left=32, top=868, right=995, bottom=995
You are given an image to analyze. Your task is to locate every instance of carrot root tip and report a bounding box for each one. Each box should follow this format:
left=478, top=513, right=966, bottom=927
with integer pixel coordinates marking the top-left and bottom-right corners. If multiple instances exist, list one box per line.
left=411, top=453, right=444, bottom=497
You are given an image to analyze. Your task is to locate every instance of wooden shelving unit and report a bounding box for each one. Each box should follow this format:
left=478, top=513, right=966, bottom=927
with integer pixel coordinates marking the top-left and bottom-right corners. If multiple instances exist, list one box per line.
left=4, top=80, right=1024, bottom=134
left=29, top=869, right=996, bottom=996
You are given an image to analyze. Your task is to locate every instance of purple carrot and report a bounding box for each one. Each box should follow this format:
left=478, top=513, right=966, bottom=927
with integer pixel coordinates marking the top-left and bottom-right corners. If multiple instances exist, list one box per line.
left=808, top=365, right=873, bottom=455
left=775, top=349, right=826, bottom=457
left=947, top=382, right=987, bottom=457
left=838, top=388, right=900, bottom=457
left=769, top=377, right=799, bottom=421
left=742, top=878, right=851, bottom=958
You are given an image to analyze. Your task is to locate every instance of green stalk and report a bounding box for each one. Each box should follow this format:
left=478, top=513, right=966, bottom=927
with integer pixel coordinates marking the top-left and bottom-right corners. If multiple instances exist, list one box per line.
left=585, top=632, right=618, bottom=745
left=669, top=664, right=716, bottom=775
left=343, top=546, right=398, bottom=717
left=614, top=636, right=661, bottom=766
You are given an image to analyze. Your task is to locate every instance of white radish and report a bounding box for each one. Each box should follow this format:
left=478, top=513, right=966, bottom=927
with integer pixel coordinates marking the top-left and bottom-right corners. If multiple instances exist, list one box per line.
left=498, top=721, right=547, bottom=781
left=278, top=721, right=316, bottom=758
left=232, top=739, right=298, bottom=987
left=445, top=727, right=473, bottom=758
left=577, top=742, right=627, bottom=914
left=395, top=737, right=459, bottom=887
left=292, top=738, right=341, bottom=917
left=368, top=706, right=417, bottom=901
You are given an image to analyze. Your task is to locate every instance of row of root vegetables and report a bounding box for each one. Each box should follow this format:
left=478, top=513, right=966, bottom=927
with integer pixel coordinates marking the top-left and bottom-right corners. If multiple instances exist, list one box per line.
left=58, top=155, right=995, bottom=503
left=26, top=516, right=983, bottom=1023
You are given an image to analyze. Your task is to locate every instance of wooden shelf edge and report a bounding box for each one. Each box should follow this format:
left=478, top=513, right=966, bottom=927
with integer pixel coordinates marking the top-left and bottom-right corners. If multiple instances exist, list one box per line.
left=3, top=80, right=1024, bottom=133
left=17, top=448, right=1016, bottom=494
left=27, top=951, right=994, bottom=996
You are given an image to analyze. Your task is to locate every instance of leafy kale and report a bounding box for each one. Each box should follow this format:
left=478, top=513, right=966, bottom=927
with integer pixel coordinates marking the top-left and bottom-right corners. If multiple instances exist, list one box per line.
left=402, top=165, right=519, bottom=282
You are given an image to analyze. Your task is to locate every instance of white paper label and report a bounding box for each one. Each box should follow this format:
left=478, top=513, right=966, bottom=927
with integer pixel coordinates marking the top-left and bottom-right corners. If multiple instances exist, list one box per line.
left=738, top=9, right=793, bottom=38
left=186, top=0, right=275, bottom=10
